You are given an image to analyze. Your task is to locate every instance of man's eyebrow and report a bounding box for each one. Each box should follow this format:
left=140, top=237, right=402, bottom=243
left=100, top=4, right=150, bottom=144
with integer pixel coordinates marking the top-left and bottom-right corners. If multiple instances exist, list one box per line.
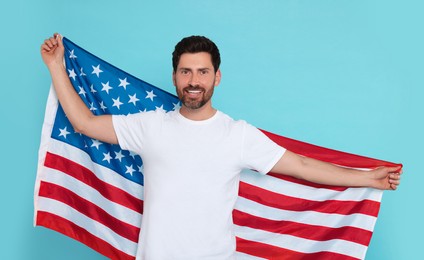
left=178, top=67, right=211, bottom=71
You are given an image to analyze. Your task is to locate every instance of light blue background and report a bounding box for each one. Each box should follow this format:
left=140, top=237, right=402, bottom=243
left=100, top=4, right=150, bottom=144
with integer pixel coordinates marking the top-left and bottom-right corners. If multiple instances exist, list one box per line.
left=0, top=0, right=422, bottom=259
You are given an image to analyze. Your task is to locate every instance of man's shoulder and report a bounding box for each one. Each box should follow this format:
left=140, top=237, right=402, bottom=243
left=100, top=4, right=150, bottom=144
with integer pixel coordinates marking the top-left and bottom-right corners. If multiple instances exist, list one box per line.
left=216, top=110, right=251, bottom=130
left=113, top=109, right=174, bottom=123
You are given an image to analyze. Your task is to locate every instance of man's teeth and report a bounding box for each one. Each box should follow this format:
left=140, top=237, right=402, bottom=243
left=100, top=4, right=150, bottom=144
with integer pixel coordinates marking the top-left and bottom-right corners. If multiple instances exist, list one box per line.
left=188, top=90, right=201, bottom=93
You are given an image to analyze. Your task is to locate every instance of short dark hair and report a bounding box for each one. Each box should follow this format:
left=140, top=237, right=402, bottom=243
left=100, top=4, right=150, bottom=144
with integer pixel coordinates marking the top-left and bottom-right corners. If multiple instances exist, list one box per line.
left=172, top=36, right=221, bottom=72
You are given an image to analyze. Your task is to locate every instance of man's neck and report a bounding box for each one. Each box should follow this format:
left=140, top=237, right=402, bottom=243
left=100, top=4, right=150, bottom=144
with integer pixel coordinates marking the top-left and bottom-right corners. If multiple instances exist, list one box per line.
left=179, top=104, right=217, bottom=121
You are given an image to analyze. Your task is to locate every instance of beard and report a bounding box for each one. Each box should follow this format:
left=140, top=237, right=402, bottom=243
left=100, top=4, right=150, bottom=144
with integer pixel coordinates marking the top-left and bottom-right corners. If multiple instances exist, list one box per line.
left=177, top=83, right=215, bottom=110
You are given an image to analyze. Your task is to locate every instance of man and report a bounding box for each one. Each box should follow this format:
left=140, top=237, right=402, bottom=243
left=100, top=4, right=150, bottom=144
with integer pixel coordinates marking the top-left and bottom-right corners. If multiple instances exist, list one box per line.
left=41, top=33, right=401, bottom=259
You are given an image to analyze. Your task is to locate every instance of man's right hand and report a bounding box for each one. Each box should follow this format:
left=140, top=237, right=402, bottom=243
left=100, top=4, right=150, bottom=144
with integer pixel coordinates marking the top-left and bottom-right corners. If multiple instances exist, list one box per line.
left=40, top=33, right=64, bottom=69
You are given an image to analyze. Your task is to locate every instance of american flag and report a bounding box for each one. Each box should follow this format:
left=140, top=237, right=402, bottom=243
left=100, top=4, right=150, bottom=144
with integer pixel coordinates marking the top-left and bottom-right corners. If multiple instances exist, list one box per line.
left=35, top=37, right=401, bottom=259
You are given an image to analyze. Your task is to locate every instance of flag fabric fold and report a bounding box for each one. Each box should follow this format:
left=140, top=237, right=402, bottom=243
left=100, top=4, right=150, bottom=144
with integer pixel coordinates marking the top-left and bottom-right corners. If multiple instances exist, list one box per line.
left=35, top=37, right=401, bottom=260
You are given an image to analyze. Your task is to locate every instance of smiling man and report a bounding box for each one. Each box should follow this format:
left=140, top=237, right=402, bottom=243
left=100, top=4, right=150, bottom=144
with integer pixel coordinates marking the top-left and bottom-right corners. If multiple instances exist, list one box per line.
left=41, top=34, right=401, bottom=259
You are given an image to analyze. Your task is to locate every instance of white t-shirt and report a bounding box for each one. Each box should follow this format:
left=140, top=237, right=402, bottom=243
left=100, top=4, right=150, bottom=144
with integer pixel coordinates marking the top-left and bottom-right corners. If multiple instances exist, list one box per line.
left=112, top=109, right=285, bottom=260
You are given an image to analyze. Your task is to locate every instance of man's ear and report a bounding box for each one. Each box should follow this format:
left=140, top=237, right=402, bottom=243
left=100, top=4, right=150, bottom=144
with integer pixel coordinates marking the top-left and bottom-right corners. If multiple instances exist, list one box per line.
left=214, top=69, right=222, bottom=87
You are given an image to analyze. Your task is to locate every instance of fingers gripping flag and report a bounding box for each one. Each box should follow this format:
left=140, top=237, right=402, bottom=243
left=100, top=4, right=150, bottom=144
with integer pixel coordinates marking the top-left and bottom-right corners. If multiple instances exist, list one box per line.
left=35, top=37, right=401, bottom=260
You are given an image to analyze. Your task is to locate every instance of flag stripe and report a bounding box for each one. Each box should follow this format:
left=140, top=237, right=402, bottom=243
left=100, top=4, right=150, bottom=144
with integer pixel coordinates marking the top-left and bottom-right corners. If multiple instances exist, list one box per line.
left=37, top=197, right=138, bottom=255
left=40, top=166, right=142, bottom=227
left=44, top=151, right=143, bottom=213
left=47, top=138, right=144, bottom=199
left=262, top=130, right=400, bottom=169
left=239, top=181, right=380, bottom=216
left=36, top=211, right=135, bottom=260
left=233, top=210, right=372, bottom=245
left=39, top=181, right=140, bottom=242
left=241, top=169, right=382, bottom=202
left=234, top=251, right=266, bottom=260
left=234, top=196, right=377, bottom=231
left=235, top=225, right=366, bottom=259
left=268, top=172, right=349, bottom=191
left=236, top=237, right=359, bottom=260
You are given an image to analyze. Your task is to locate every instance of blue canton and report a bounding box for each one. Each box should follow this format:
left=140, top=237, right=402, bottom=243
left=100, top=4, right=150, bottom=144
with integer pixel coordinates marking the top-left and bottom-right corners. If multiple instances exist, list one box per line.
left=52, top=38, right=181, bottom=185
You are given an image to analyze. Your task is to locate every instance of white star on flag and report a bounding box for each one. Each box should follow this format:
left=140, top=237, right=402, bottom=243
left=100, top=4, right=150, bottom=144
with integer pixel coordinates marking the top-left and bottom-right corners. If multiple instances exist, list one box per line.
left=137, top=164, right=143, bottom=173
left=173, top=102, right=181, bottom=111
left=90, top=139, right=102, bottom=149
left=58, top=127, right=70, bottom=139
left=146, top=90, right=156, bottom=101
left=90, top=84, right=97, bottom=93
left=101, top=81, right=113, bottom=94
left=125, top=165, right=136, bottom=176
left=129, top=151, right=139, bottom=159
left=99, top=101, right=107, bottom=111
left=114, top=150, right=125, bottom=162
left=155, top=105, right=166, bottom=113
left=68, top=69, right=77, bottom=81
left=112, top=97, right=124, bottom=109
left=128, top=94, right=140, bottom=106
left=89, top=102, right=97, bottom=111
left=79, top=68, right=86, bottom=76
left=119, top=78, right=130, bottom=89
left=78, top=86, right=87, bottom=97
left=92, top=64, right=103, bottom=77
left=102, top=152, right=112, bottom=163
left=69, top=49, right=77, bottom=59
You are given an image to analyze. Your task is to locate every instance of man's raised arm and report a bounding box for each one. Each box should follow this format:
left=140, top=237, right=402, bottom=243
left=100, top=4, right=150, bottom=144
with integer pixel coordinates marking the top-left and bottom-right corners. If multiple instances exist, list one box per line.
left=41, top=33, right=118, bottom=144
left=271, top=150, right=402, bottom=190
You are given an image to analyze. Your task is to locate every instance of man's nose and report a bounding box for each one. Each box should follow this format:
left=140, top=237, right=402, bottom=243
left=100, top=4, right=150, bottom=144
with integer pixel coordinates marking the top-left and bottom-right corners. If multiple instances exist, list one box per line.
left=189, top=73, right=200, bottom=85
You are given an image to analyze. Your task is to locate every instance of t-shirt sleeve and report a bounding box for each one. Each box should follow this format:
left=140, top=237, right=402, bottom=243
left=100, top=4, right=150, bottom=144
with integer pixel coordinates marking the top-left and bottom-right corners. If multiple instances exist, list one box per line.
left=112, top=113, right=146, bottom=154
left=241, top=123, right=286, bottom=175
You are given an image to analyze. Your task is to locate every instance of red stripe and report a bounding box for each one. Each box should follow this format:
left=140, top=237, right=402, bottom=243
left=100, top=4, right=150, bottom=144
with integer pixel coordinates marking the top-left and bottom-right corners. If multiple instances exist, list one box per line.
left=233, top=210, right=372, bottom=246
left=36, top=211, right=135, bottom=260
left=239, top=182, right=381, bottom=217
left=268, top=172, right=348, bottom=191
left=39, top=181, right=140, bottom=242
left=261, top=129, right=402, bottom=169
left=44, top=152, right=143, bottom=213
left=236, top=236, right=360, bottom=260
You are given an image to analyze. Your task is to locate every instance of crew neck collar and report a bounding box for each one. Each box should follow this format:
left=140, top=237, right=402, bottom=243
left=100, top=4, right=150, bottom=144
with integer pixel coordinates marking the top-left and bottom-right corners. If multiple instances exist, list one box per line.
left=176, top=109, right=221, bottom=124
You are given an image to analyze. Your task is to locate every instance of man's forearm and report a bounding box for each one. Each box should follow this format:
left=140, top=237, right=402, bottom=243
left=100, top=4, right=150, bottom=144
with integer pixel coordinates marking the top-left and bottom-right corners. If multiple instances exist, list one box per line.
left=48, top=63, right=93, bottom=133
left=294, top=156, right=372, bottom=187
left=272, top=150, right=374, bottom=188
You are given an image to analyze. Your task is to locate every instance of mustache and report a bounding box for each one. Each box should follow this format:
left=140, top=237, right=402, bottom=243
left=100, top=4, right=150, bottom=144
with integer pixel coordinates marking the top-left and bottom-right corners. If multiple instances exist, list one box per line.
left=183, top=85, right=205, bottom=91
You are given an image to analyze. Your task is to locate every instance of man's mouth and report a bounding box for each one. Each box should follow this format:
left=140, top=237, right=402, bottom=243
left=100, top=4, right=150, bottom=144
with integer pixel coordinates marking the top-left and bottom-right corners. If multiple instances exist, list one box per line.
left=187, top=90, right=202, bottom=94
left=184, top=88, right=204, bottom=97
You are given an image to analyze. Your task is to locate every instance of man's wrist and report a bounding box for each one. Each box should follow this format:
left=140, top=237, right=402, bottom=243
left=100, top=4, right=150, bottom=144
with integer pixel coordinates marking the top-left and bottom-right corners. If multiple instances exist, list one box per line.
left=48, top=61, right=66, bottom=73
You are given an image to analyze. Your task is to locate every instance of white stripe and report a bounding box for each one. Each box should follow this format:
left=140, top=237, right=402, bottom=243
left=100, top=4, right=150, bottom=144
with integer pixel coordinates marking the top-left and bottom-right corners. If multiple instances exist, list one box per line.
left=234, top=224, right=367, bottom=259
left=47, top=138, right=144, bottom=200
left=241, top=169, right=383, bottom=202
left=40, top=166, right=142, bottom=227
left=235, top=251, right=266, bottom=260
left=235, top=196, right=378, bottom=231
left=37, top=197, right=137, bottom=256
left=34, top=85, right=59, bottom=225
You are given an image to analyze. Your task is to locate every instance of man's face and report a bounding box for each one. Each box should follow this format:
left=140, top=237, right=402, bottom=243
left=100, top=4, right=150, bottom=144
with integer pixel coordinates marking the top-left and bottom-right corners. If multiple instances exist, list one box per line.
left=173, top=52, right=221, bottom=110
